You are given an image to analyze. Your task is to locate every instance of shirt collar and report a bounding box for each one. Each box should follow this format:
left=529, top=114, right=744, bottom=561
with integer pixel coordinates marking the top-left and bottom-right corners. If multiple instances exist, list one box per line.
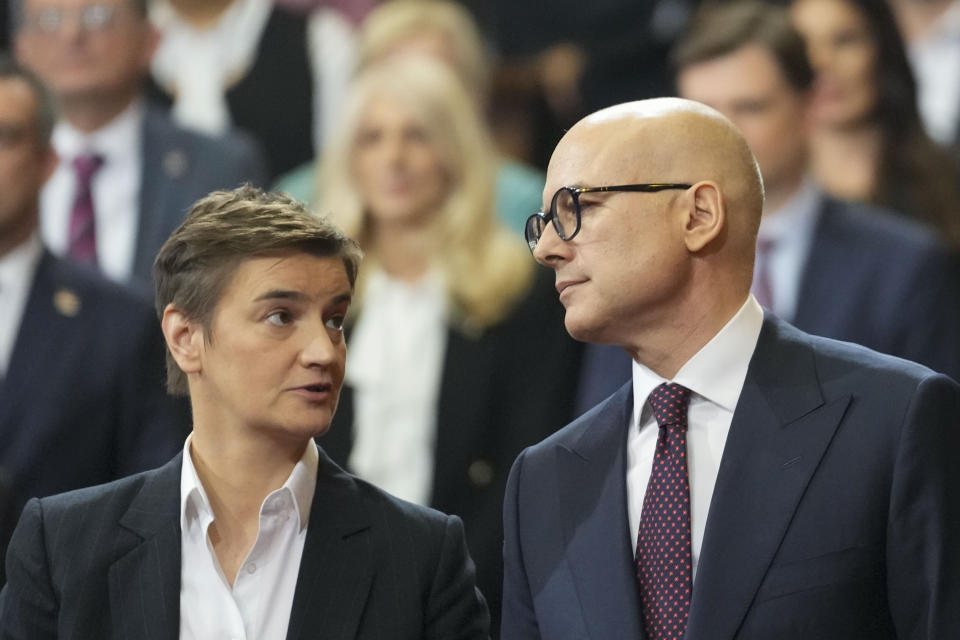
left=52, top=99, right=144, bottom=163
left=759, top=177, right=823, bottom=243
left=180, top=434, right=319, bottom=534
left=631, top=295, right=764, bottom=424
left=0, top=233, right=43, bottom=292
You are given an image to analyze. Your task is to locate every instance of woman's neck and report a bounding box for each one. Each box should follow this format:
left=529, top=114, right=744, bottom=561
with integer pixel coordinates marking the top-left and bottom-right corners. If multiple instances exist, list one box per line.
left=368, top=220, right=438, bottom=282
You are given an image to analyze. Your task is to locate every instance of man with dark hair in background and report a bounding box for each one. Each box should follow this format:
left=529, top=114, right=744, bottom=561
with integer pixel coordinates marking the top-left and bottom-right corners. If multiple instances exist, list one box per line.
left=13, top=0, right=267, bottom=297
left=0, top=54, right=188, bottom=582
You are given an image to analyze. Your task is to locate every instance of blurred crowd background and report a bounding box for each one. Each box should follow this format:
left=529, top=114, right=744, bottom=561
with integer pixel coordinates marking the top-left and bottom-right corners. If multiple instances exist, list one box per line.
left=2, top=0, right=960, bottom=633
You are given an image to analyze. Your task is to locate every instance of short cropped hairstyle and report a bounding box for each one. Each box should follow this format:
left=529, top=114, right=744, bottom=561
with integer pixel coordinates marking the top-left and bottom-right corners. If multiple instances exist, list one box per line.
left=0, top=54, right=58, bottom=147
left=672, top=0, right=814, bottom=93
left=154, top=186, right=363, bottom=396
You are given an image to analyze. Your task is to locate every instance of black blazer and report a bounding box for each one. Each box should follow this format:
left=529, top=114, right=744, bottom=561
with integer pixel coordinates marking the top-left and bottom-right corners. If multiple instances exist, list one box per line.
left=321, top=268, right=583, bottom=634
left=0, top=252, right=189, bottom=570
left=0, top=449, right=490, bottom=639
left=503, top=315, right=960, bottom=639
left=574, top=195, right=960, bottom=412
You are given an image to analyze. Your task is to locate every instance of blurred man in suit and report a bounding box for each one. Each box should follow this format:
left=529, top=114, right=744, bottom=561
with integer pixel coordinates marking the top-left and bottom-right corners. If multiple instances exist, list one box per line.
left=0, top=55, right=188, bottom=581
left=574, top=0, right=960, bottom=412
left=504, top=96, right=960, bottom=639
left=13, top=0, right=267, bottom=296
left=0, top=186, right=489, bottom=638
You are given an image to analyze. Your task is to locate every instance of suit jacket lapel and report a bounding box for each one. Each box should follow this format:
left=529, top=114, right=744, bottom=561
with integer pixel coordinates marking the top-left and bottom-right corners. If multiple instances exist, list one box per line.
left=686, top=317, right=851, bottom=640
left=794, top=197, right=846, bottom=334
left=109, top=454, right=183, bottom=639
left=1, top=253, right=76, bottom=433
left=134, top=108, right=179, bottom=289
left=559, top=384, right=646, bottom=640
left=286, top=450, right=375, bottom=640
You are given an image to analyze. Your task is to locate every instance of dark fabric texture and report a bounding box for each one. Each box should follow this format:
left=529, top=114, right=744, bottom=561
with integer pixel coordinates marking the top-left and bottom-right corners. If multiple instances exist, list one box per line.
left=502, top=315, right=960, bottom=639
left=0, top=450, right=490, bottom=639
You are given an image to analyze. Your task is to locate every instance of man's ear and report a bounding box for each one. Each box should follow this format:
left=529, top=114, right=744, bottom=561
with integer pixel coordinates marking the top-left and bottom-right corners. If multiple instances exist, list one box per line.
left=161, top=304, right=204, bottom=375
left=683, top=181, right=725, bottom=253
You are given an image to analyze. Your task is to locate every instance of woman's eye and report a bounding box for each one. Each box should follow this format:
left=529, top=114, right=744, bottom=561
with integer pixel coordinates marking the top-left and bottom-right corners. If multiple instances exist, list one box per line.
left=266, top=310, right=291, bottom=326
left=325, top=315, right=345, bottom=331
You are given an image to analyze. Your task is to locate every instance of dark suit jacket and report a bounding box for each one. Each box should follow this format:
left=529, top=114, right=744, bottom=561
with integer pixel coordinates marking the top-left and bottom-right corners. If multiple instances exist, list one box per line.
left=0, top=449, right=490, bottom=639
left=128, top=105, right=267, bottom=295
left=574, top=196, right=960, bottom=413
left=321, top=268, right=583, bottom=635
left=503, top=316, right=960, bottom=639
left=0, top=251, right=189, bottom=567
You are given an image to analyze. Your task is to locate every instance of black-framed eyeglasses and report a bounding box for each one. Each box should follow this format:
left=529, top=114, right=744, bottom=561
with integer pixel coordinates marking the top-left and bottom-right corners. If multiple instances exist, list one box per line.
left=524, top=183, right=693, bottom=253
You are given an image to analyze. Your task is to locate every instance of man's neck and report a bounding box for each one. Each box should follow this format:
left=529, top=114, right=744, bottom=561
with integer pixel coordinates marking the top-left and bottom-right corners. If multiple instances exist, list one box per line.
left=167, top=0, right=236, bottom=29
left=891, top=0, right=956, bottom=43
left=0, top=211, right=39, bottom=260
left=761, top=174, right=805, bottom=217
left=60, top=91, right=138, bottom=134
left=626, top=283, right=749, bottom=380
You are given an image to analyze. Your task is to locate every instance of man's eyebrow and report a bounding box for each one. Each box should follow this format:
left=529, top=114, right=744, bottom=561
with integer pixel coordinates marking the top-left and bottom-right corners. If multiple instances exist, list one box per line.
left=253, top=290, right=307, bottom=302
left=330, top=293, right=352, bottom=306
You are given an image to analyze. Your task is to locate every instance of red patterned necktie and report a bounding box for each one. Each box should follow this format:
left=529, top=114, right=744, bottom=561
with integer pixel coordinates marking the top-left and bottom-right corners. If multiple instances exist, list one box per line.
left=636, top=382, right=693, bottom=640
left=68, top=153, right=104, bottom=265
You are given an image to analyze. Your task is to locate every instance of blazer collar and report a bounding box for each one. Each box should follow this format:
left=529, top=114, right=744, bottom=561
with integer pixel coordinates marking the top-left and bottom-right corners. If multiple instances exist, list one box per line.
left=109, top=454, right=183, bottom=640
left=285, top=448, right=375, bottom=640
left=558, top=383, right=646, bottom=639
left=106, top=449, right=381, bottom=640
left=686, top=315, right=851, bottom=639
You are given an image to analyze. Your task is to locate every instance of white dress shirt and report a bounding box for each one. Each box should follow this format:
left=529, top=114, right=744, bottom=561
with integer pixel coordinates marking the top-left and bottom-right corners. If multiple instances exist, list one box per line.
left=40, top=101, right=143, bottom=284
left=910, top=0, right=960, bottom=145
left=0, top=234, right=43, bottom=376
left=627, top=295, right=764, bottom=580
left=346, top=269, right=448, bottom=505
left=179, top=435, right=318, bottom=640
left=150, top=0, right=356, bottom=152
left=753, top=179, right=822, bottom=322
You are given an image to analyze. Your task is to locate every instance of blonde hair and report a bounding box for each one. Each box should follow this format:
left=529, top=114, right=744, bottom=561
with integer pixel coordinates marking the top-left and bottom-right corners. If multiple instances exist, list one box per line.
left=319, top=56, right=532, bottom=329
left=357, top=0, right=489, bottom=104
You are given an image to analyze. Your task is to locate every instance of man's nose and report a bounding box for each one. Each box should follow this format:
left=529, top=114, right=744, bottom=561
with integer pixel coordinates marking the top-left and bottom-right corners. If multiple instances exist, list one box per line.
left=532, top=221, right=568, bottom=266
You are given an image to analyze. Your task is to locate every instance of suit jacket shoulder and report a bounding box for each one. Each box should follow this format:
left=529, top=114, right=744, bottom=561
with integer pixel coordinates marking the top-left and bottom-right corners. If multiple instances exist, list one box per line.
left=132, top=105, right=268, bottom=292
left=0, top=450, right=489, bottom=640
left=0, top=253, right=188, bottom=541
left=797, top=197, right=960, bottom=379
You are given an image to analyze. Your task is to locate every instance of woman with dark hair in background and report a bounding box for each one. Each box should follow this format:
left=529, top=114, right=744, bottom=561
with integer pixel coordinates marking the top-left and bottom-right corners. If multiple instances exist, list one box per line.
left=791, top=0, right=960, bottom=247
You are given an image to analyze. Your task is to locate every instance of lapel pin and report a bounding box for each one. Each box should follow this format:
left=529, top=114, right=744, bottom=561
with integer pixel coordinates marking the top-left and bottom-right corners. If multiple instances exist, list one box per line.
left=53, top=288, right=81, bottom=317
left=162, top=149, right=188, bottom=179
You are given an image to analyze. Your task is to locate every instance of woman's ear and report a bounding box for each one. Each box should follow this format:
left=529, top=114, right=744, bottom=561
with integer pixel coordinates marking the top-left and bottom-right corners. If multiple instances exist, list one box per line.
left=161, top=304, right=204, bottom=376
left=684, top=181, right=725, bottom=253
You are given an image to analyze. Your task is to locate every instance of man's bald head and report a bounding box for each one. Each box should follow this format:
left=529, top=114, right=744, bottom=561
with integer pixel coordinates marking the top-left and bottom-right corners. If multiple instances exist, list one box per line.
left=533, top=98, right=765, bottom=363
left=554, top=98, right=765, bottom=244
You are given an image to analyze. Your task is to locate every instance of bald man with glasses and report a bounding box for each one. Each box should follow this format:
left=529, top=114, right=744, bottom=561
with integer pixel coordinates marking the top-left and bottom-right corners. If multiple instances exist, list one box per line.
left=503, top=97, right=960, bottom=640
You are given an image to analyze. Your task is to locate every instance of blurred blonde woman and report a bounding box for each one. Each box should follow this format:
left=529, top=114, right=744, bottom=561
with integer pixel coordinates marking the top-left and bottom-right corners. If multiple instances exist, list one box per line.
left=316, top=56, right=581, bottom=635
left=275, top=0, right=545, bottom=234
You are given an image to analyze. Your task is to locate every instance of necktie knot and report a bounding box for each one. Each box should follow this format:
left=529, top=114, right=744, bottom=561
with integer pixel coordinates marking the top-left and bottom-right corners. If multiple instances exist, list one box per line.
left=72, top=153, right=103, bottom=183
left=649, top=383, right=692, bottom=429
